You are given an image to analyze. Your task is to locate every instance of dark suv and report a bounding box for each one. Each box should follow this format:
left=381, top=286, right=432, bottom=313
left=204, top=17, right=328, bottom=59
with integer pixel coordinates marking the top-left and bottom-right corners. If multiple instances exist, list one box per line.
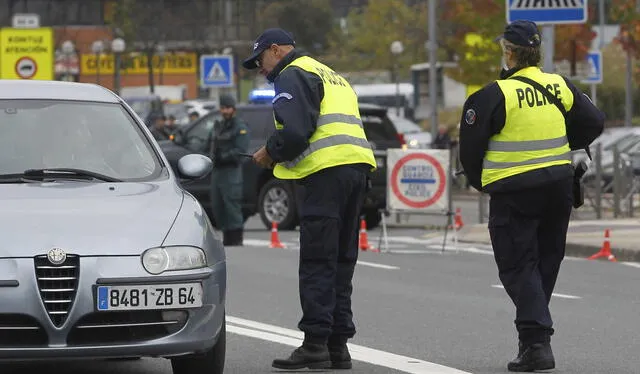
left=158, top=102, right=402, bottom=230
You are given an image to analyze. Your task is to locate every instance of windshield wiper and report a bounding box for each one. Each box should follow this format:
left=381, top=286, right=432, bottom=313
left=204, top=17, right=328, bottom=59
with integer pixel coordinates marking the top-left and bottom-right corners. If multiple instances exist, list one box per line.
left=19, top=168, right=122, bottom=182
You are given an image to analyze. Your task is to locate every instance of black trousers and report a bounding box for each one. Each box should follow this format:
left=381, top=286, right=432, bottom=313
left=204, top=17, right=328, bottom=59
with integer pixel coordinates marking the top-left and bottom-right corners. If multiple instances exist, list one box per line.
left=488, top=176, right=573, bottom=345
left=293, top=165, right=367, bottom=345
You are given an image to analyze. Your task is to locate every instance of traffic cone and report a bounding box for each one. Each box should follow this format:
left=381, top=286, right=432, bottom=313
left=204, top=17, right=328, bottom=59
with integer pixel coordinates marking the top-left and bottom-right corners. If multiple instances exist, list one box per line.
left=454, top=207, right=464, bottom=230
left=588, top=229, right=617, bottom=262
left=448, top=207, right=464, bottom=230
left=269, top=221, right=285, bottom=248
left=358, top=218, right=378, bottom=252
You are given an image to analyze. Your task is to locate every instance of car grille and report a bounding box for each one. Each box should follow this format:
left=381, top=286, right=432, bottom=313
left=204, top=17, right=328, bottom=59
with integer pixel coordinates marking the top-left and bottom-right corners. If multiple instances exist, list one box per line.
left=0, top=314, right=48, bottom=347
left=34, top=254, right=79, bottom=327
left=67, top=310, right=188, bottom=345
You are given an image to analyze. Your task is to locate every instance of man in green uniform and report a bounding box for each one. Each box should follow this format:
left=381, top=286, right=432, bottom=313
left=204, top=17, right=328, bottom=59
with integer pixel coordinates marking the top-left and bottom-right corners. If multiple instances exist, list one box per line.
left=209, top=95, right=250, bottom=246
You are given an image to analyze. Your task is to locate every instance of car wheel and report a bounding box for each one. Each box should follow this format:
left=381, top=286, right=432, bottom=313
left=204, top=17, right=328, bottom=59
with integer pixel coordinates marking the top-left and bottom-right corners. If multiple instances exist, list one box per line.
left=363, top=210, right=382, bottom=229
left=258, top=178, right=298, bottom=230
left=171, top=314, right=225, bottom=374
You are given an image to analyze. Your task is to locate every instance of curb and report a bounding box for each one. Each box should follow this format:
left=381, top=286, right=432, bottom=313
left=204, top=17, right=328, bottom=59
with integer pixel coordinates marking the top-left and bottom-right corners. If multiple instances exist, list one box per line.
left=456, top=239, right=640, bottom=263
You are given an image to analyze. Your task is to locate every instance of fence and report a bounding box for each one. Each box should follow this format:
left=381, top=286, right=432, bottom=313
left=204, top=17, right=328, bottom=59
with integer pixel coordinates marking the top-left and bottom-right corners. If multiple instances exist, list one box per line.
left=468, top=143, right=640, bottom=223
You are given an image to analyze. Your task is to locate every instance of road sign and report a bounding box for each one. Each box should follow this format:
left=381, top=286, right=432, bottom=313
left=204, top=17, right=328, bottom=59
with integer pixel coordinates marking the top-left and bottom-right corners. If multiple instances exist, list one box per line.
left=200, top=55, right=234, bottom=88
left=581, top=51, right=602, bottom=85
left=0, top=27, right=53, bottom=80
left=15, top=56, right=37, bottom=78
left=12, top=13, right=40, bottom=28
left=387, top=149, right=449, bottom=212
left=506, top=0, right=588, bottom=25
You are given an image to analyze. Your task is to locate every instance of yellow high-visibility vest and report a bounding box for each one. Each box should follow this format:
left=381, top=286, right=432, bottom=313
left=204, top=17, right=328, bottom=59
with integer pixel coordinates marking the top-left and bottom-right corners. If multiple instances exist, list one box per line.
left=272, top=56, right=376, bottom=180
left=481, top=67, right=574, bottom=187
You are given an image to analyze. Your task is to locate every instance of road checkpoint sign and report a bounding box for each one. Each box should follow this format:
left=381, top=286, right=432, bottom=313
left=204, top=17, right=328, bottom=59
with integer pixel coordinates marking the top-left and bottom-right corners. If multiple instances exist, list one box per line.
left=0, top=27, right=53, bottom=80
left=386, top=149, right=449, bottom=213
left=581, top=51, right=602, bottom=85
left=200, top=55, right=234, bottom=88
left=506, top=0, right=588, bottom=25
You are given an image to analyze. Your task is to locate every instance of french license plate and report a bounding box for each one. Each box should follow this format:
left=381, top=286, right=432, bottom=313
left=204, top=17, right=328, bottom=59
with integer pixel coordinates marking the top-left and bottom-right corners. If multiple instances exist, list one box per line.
left=96, top=283, right=203, bottom=311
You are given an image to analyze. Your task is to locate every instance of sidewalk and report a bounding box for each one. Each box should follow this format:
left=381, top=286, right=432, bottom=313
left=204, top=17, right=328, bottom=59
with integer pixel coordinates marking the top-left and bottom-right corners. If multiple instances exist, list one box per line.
left=457, top=219, right=640, bottom=262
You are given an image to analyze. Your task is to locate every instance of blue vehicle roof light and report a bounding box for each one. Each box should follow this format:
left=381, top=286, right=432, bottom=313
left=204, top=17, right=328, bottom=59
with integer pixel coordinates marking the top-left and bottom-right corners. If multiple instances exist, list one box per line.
left=249, top=89, right=275, bottom=103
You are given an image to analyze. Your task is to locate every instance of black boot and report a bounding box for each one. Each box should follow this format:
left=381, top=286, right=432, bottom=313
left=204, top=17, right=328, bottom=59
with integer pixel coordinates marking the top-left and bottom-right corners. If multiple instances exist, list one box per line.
left=272, top=342, right=331, bottom=370
left=222, top=231, right=231, bottom=246
left=329, top=344, right=352, bottom=369
left=507, top=343, right=555, bottom=372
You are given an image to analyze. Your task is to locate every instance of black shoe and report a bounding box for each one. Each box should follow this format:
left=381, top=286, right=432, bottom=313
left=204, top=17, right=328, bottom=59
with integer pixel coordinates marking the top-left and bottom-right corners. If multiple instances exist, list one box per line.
left=227, top=229, right=243, bottom=246
left=272, top=343, right=331, bottom=370
left=507, top=343, right=555, bottom=372
left=222, top=231, right=231, bottom=246
left=329, top=344, right=352, bottom=369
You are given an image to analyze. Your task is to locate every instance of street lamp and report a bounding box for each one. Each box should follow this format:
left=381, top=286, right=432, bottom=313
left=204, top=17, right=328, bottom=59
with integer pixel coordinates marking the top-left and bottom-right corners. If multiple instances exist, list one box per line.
left=111, top=38, right=126, bottom=95
left=91, top=40, right=105, bottom=84
left=156, top=44, right=166, bottom=85
left=390, top=40, right=404, bottom=116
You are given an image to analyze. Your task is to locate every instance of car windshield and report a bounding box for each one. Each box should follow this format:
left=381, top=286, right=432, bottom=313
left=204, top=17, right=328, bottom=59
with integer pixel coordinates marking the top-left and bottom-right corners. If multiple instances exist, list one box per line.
left=124, top=99, right=153, bottom=118
left=0, top=99, right=162, bottom=181
left=388, top=115, right=422, bottom=133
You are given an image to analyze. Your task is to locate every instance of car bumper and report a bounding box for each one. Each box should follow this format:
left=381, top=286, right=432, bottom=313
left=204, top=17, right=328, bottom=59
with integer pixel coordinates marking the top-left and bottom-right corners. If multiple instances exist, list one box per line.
left=0, top=256, right=225, bottom=360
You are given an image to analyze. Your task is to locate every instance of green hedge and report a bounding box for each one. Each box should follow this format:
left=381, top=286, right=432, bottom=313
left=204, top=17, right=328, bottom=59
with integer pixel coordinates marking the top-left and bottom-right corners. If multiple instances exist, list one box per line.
left=574, top=83, right=640, bottom=126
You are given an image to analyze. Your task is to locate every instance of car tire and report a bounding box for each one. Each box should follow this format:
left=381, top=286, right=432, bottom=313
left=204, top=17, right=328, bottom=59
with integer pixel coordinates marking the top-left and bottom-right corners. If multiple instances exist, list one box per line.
left=171, top=314, right=226, bottom=374
left=363, top=210, right=382, bottom=229
left=258, top=178, right=298, bottom=230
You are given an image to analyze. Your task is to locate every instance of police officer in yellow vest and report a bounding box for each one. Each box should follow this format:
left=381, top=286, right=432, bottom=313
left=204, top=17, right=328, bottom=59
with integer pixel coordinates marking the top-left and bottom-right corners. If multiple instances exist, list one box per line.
left=459, top=20, right=604, bottom=372
left=243, top=28, right=376, bottom=371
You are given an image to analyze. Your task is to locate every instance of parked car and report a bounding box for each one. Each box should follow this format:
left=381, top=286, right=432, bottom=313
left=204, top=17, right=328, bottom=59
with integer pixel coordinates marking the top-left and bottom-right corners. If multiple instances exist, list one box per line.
left=159, top=102, right=403, bottom=230
left=0, top=80, right=226, bottom=373
left=387, top=113, right=432, bottom=148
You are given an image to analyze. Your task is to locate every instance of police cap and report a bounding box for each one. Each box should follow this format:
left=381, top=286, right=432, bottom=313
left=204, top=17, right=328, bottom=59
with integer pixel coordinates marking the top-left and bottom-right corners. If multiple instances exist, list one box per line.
left=242, top=28, right=296, bottom=70
left=498, top=20, right=541, bottom=47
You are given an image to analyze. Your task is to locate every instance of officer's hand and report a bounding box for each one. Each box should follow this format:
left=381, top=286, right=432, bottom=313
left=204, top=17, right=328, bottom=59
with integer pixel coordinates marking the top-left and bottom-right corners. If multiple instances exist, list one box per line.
left=253, top=146, right=275, bottom=169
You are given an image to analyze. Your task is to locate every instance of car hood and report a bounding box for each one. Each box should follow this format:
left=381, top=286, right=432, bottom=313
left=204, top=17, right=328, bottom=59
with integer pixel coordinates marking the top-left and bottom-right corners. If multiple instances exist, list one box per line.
left=0, top=181, right=183, bottom=257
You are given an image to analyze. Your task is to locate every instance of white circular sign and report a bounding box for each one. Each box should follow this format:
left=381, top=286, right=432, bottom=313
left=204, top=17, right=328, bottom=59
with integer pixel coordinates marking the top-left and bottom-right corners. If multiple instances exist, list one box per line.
left=15, top=57, right=37, bottom=79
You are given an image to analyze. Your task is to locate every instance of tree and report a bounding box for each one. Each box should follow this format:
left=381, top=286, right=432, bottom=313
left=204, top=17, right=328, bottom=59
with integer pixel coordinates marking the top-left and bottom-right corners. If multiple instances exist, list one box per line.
left=441, top=0, right=596, bottom=86
left=611, top=0, right=640, bottom=82
left=258, top=0, right=334, bottom=55
left=324, top=0, right=428, bottom=77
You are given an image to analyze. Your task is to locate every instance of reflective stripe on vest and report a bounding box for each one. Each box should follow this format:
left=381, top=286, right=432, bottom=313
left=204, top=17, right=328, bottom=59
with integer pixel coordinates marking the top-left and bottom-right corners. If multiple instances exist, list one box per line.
left=481, top=67, right=574, bottom=187
left=272, top=56, right=376, bottom=180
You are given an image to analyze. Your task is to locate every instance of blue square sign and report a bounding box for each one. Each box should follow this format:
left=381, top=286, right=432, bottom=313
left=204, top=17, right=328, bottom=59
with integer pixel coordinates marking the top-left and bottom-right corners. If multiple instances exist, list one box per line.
left=200, top=55, right=234, bottom=88
left=582, top=51, right=602, bottom=84
left=506, top=0, right=588, bottom=25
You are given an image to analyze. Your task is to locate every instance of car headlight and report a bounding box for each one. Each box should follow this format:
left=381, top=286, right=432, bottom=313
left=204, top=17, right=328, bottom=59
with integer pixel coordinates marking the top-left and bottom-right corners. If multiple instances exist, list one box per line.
left=142, top=246, right=207, bottom=275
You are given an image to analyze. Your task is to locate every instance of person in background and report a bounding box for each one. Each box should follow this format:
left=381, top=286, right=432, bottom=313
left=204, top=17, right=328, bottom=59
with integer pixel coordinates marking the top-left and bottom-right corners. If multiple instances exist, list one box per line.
left=166, top=115, right=177, bottom=133
left=432, top=124, right=452, bottom=149
left=149, top=115, right=170, bottom=141
left=188, top=111, right=200, bottom=123
left=208, top=95, right=250, bottom=246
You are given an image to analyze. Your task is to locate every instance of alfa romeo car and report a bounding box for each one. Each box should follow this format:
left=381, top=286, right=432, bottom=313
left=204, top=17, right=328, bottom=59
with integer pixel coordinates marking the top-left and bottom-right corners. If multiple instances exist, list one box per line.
left=0, top=80, right=226, bottom=374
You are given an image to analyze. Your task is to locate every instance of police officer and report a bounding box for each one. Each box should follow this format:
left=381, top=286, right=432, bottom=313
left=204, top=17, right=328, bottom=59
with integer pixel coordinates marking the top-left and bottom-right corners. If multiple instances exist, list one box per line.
left=208, top=94, right=249, bottom=246
left=459, top=20, right=604, bottom=372
left=242, top=28, right=376, bottom=370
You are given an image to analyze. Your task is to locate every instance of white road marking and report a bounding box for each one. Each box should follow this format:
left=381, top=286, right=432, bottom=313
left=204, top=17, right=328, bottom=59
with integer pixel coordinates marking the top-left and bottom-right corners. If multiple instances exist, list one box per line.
left=227, top=316, right=472, bottom=374
left=491, top=284, right=582, bottom=299
left=622, top=262, right=640, bottom=269
left=357, top=260, right=399, bottom=270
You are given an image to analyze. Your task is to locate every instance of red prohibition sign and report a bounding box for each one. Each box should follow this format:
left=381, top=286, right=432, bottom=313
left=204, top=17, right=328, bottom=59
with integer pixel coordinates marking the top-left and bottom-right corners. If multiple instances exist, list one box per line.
left=390, top=152, right=446, bottom=209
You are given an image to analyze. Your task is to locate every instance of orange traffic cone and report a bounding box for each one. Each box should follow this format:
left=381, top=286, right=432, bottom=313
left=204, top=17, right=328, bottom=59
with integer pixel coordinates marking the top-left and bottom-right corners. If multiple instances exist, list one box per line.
left=269, top=221, right=285, bottom=248
left=358, top=218, right=378, bottom=252
left=588, top=229, right=617, bottom=262
left=454, top=207, right=464, bottom=230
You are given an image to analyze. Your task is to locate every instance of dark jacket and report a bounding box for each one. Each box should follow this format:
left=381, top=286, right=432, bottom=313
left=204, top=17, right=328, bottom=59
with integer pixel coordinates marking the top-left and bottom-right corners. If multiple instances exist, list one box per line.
left=209, top=116, right=250, bottom=168
left=459, top=66, right=605, bottom=193
left=150, top=127, right=170, bottom=141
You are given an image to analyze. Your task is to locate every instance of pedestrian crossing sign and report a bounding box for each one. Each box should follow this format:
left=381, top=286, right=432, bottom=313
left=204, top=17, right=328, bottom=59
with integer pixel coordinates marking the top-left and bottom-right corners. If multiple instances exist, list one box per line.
left=200, top=55, right=234, bottom=88
left=506, top=0, right=588, bottom=25
left=581, top=51, right=602, bottom=85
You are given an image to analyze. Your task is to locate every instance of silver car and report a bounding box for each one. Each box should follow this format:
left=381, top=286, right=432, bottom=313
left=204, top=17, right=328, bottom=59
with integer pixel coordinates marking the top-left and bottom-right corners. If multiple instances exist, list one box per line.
left=0, top=80, right=226, bottom=373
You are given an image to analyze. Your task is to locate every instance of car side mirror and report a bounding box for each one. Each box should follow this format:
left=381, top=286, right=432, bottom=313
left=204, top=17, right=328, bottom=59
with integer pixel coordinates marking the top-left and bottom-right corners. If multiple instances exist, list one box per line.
left=177, top=154, right=212, bottom=180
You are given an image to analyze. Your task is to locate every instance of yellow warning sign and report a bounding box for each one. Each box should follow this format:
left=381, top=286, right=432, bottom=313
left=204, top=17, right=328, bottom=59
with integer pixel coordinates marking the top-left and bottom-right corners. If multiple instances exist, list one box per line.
left=0, top=27, right=54, bottom=80
left=81, top=53, right=197, bottom=75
